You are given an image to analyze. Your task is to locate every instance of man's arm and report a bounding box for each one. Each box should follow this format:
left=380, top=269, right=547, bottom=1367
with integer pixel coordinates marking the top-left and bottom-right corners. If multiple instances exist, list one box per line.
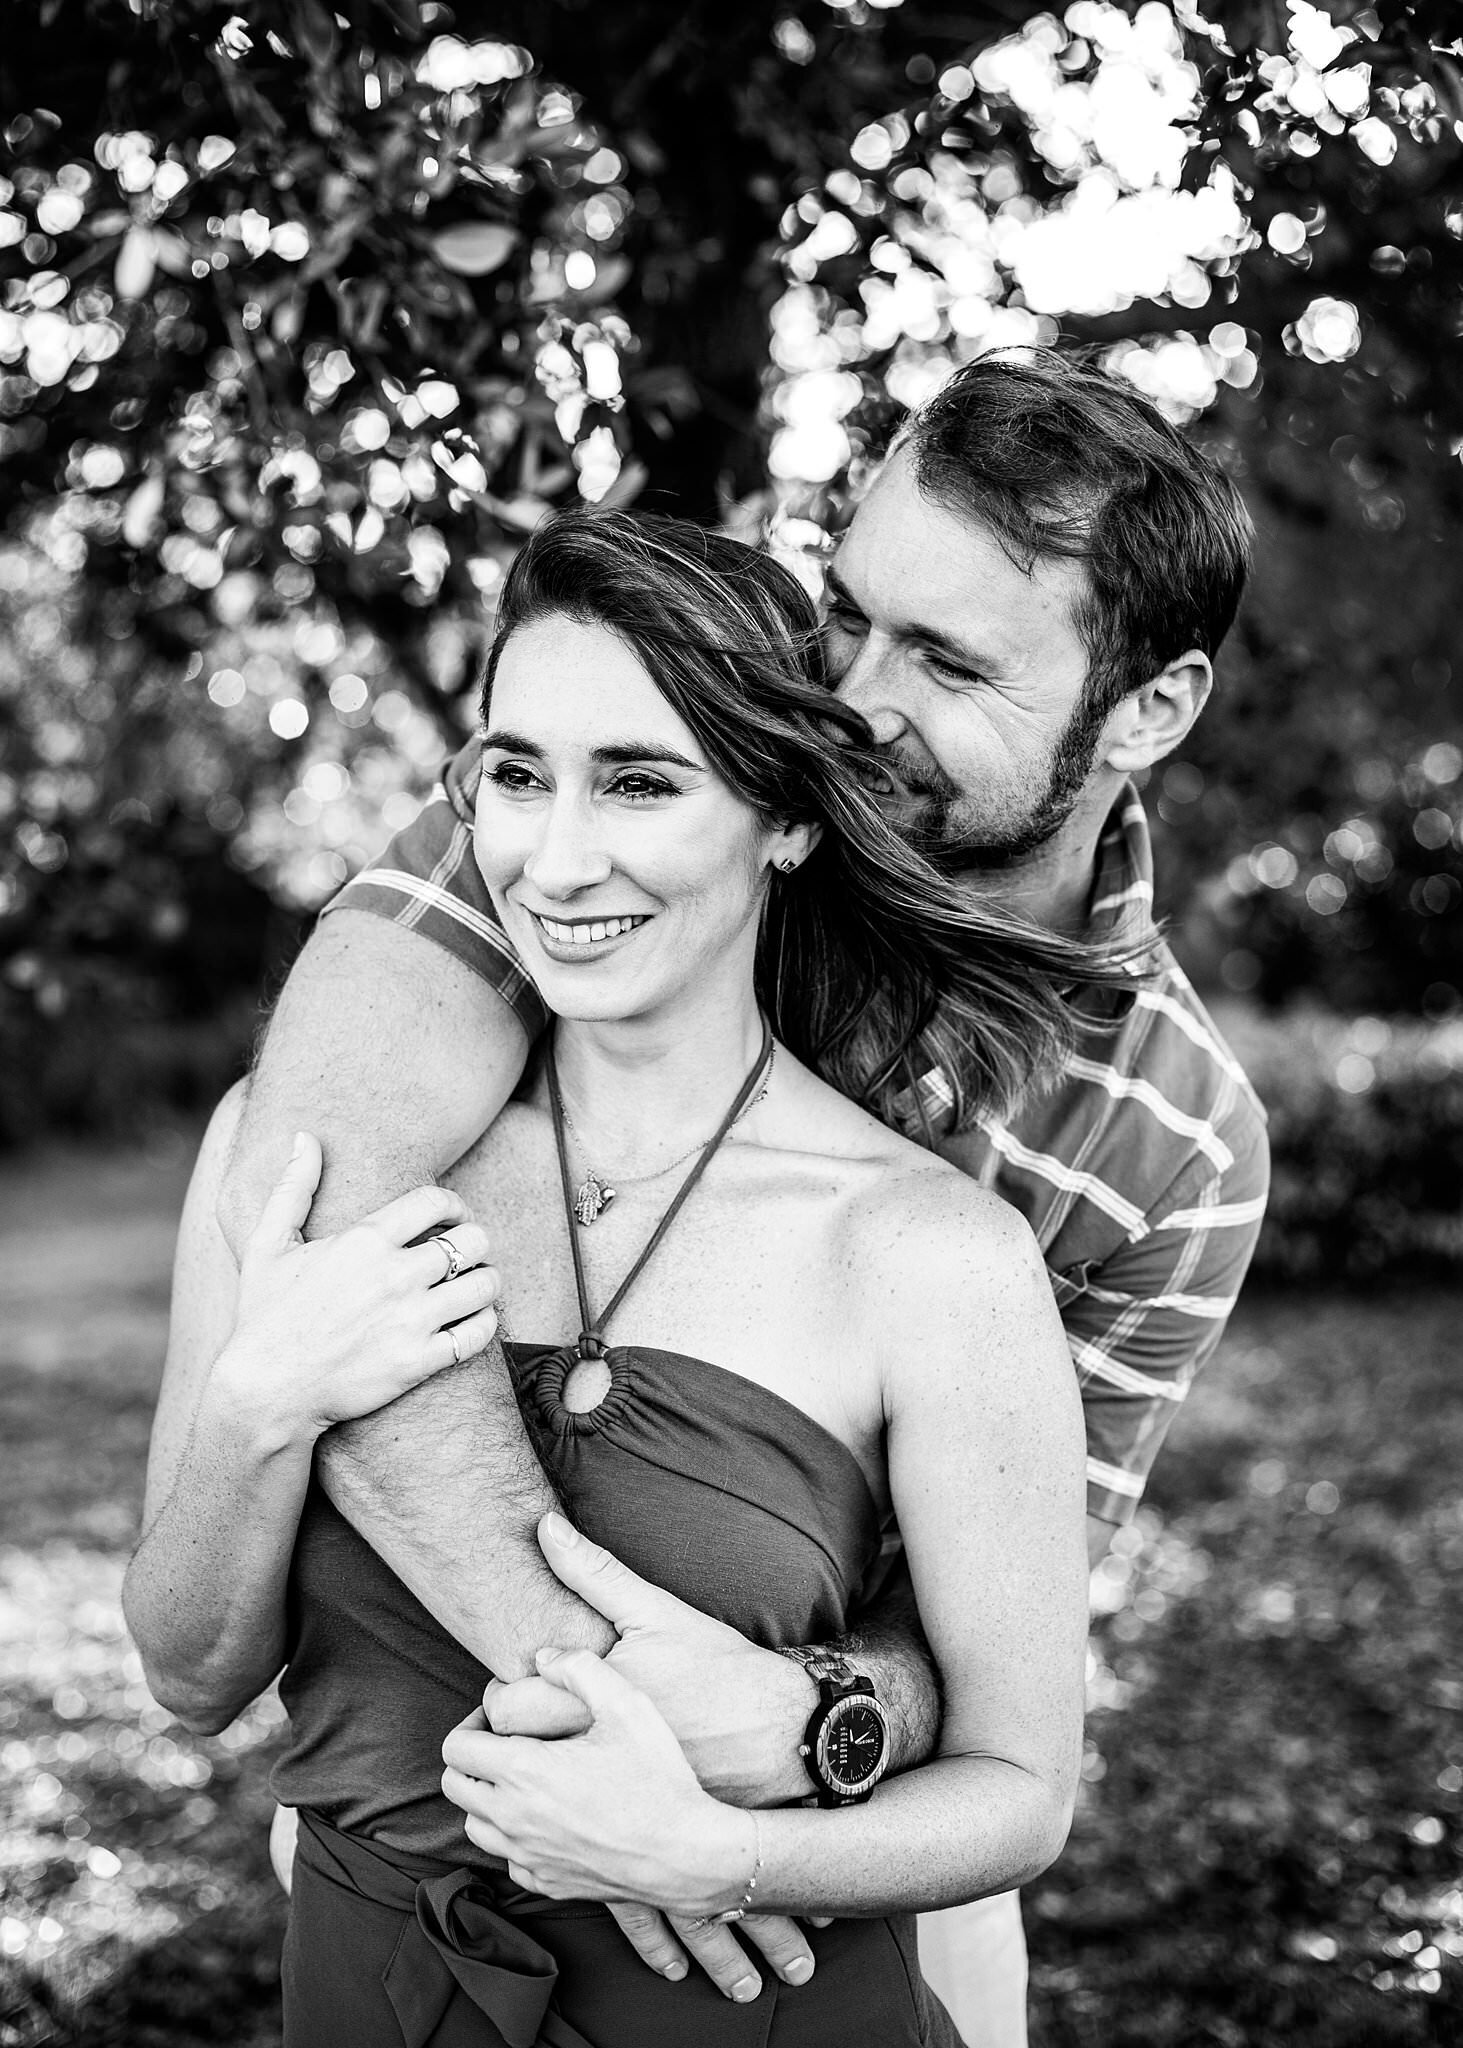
left=221, top=904, right=613, bottom=1674
left=1062, top=1113, right=1271, bottom=1553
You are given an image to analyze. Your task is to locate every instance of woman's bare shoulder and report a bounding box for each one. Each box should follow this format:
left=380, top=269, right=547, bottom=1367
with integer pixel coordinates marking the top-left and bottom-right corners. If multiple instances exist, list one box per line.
left=776, top=1055, right=1039, bottom=1275
left=836, top=1141, right=1054, bottom=1379
left=853, top=1152, right=1040, bottom=1273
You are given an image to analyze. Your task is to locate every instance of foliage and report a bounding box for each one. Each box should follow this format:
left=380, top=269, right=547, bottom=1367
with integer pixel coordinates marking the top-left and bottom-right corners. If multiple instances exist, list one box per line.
left=1220, top=1005, right=1463, bottom=1280
left=2, top=2, right=1462, bottom=1133
left=1027, top=1291, right=1463, bottom=2045
left=1157, top=571, right=1463, bottom=1021
left=5, top=3, right=1459, bottom=643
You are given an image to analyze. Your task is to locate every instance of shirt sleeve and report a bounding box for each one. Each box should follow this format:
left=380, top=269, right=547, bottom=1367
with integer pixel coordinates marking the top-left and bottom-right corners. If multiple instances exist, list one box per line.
left=1056, top=1107, right=1270, bottom=1526
left=321, top=737, right=548, bottom=1044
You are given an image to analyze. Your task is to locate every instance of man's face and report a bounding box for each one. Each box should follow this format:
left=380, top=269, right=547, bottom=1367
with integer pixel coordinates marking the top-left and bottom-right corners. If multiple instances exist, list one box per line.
left=825, top=446, right=1111, bottom=870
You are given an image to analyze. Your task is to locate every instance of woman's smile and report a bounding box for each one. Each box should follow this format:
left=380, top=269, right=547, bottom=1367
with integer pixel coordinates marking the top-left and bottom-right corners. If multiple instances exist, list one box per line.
left=528, top=910, right=654, bottom=953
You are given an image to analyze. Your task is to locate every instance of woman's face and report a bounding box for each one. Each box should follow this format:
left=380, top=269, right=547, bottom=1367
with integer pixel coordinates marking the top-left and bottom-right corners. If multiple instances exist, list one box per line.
left=475, top=614, right=785, bottom=1025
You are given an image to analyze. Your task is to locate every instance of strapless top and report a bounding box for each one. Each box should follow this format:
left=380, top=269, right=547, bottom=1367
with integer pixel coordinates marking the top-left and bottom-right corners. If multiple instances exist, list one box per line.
left=272, top=1340, right=882, bottom=1864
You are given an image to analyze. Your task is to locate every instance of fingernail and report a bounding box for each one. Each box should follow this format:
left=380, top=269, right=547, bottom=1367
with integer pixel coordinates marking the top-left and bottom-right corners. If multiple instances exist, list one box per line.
left=541, top=1511, right=577, bottom=1547
left=534, top=1645, right=563, bottom=1669
left=785, top=1957, right=814, bottom=1985
left=730, top=1977, right=760, bottom=2003
left=291, top=1132, right=308, bottom=1158
left=663, top=1962, right=687, bottom=1981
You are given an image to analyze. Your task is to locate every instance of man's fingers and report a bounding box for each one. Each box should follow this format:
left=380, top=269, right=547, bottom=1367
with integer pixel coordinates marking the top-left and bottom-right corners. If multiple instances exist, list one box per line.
left=664, top=1914, right=764, bottom=2003
left=536, top=1512, right=672, bottom=1633
left=484, top=1675, right=591, bottom=1739
left=606, top=1902, right=689, bottom=1982
left=247, top=1132, right=323, bottom=1257
left=739, top=1912, right=816, bottom=1986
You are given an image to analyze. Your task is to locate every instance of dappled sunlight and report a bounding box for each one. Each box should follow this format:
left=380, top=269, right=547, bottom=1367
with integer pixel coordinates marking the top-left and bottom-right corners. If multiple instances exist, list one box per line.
left=1034, top=1301, right=1463, bottom=2014
left=0, top=1542, right=285, bottom=2003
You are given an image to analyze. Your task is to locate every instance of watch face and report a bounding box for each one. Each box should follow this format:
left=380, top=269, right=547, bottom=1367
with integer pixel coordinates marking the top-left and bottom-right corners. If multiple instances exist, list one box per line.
left=819, top=1697, right=887, bottom=1791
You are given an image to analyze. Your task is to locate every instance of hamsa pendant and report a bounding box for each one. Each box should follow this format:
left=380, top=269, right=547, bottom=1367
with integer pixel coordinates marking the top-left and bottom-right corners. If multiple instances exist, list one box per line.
left=573, top=1172, right=616, bottom=1226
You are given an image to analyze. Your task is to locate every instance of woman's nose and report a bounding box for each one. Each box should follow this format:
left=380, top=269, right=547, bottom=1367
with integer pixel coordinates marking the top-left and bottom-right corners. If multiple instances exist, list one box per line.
left=522, top=799, right=613, bottom=898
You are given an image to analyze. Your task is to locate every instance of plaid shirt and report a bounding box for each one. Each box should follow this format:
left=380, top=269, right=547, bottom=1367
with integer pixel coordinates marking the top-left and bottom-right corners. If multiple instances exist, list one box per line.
left=328, top=748, right=1268, bottom=1526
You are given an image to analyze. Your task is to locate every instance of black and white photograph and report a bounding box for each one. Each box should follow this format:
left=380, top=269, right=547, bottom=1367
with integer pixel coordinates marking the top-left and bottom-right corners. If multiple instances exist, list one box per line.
left=1, top=3, right=1460, bottom=2043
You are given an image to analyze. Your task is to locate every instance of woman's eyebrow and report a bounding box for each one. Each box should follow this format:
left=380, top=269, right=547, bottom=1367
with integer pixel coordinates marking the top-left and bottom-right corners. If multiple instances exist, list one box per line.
left=593, top=743, right=702, bottom=770
left=483, top=728, right=701, bottom=772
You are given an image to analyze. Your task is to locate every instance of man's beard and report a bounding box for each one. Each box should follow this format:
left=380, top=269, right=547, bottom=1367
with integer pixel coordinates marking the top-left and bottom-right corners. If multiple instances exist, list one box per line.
left=879, top=691, right=1111, bottom=875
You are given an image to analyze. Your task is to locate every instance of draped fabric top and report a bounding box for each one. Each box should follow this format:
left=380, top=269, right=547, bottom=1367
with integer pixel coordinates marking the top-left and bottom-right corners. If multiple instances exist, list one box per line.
left=272, top=1340, right=882, bottom=1865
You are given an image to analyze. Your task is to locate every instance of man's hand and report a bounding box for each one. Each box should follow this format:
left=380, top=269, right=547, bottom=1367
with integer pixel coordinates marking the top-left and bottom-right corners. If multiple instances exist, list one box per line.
left=481, top=1514, right=822, bottom=2000
left=601, top=1900, right=816, bottom=2005
left=486, top=1514, right=816, bottom=1807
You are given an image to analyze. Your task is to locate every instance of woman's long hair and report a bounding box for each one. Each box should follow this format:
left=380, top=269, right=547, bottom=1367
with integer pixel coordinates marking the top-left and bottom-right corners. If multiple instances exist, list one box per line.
left=481, top=509, right=1144, bottom=1134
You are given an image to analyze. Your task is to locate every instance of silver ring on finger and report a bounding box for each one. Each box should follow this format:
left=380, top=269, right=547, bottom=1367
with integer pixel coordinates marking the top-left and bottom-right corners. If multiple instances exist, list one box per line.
left=709, top=1909, right=746, bottom=1925
left=431, top=1232, right=464, bottom=1283
left=446, top=1324, right=464, bottom=1367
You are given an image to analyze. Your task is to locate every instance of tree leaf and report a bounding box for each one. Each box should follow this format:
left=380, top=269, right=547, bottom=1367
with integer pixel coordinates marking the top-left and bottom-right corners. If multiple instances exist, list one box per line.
left=114, top=226, right=156, bottom=300
left=571, top=254, right=632, bottom=304
left=122, top=473, right=165, bottom=549
left=429, top=222, right=519, bottom=276
left=290, top=0, right=338, bottom=67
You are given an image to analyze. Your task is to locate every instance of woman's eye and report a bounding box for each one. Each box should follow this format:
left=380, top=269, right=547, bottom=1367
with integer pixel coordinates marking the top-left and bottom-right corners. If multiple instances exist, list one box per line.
left=826, top=603, right=866, bottom=635
left=610, top=772, right=676, bottom=803
left=486, top=761, right=544, bottom=794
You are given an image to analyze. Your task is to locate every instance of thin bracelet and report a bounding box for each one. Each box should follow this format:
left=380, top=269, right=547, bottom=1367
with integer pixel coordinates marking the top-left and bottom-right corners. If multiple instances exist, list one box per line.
left=712, top=1812, right=764, bottom=1925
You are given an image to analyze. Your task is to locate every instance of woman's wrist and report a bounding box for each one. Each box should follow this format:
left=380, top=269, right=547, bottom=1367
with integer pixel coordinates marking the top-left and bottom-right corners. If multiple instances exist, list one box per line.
left=208, top=1339, right=321, bottom=1456
left=678, top=1802, right=763, bottom=1920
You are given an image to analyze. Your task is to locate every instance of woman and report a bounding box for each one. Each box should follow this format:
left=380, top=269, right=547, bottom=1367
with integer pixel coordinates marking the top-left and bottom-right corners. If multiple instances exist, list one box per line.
left=126, top=511, right=1113, bottom=2045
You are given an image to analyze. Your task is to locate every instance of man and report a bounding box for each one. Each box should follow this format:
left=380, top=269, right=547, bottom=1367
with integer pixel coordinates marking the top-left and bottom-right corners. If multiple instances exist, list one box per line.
left=219, top=350, right=1268, bottom=2046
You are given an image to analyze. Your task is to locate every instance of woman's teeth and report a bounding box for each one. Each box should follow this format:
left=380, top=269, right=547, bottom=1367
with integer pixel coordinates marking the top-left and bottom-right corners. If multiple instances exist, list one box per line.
left=536, top=914, right=648, bottom=946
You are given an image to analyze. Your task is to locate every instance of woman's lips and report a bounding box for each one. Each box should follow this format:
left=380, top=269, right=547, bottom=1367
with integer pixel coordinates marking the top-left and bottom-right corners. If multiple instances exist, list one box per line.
left=529, top=911, right=652, bottom=950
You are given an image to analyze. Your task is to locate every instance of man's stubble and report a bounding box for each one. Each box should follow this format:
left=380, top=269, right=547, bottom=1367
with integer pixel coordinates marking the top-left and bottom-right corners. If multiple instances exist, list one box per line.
left=874, top=685, right=1114, bottom=877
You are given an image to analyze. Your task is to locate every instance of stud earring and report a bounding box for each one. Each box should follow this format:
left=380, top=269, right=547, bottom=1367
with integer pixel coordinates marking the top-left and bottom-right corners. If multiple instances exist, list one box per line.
left=777, top=857, right=798, bottom=874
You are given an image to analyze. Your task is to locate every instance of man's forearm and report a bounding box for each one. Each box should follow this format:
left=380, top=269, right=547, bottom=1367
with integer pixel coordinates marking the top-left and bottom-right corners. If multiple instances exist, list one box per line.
left=320, top=1366, right=614, bottom=1674
left=820, top=1565, right=942, bottom=1778
left=711, top=1576, right=941, bottom=1808
left=297, top=1151, right=614, bottom=1670
left=221, top=910, right=611, bottom=1674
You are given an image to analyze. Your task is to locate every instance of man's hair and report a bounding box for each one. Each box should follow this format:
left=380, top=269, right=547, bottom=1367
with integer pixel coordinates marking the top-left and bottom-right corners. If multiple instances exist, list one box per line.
left=900, top=348, right=1254, bottom=713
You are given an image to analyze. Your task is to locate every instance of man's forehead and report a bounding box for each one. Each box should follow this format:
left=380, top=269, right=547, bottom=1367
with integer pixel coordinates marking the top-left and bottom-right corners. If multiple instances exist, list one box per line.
left=831, top=477, right=1086, bottom=662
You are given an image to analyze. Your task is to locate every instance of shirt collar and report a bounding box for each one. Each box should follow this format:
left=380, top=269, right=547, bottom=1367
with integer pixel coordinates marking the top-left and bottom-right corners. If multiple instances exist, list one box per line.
left=907, top=785, right=1157, bottom=1131
left=1084, top=782, right=1157, bottom=951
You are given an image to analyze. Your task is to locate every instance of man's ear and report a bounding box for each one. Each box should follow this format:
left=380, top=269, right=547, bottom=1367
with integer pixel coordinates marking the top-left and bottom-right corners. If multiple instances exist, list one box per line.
left=1101, top=652, right=1213, bottom=776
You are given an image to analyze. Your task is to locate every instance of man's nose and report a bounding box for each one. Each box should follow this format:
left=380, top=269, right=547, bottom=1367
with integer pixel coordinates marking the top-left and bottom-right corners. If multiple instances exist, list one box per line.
left=833, top=638, right=908, bottom=748
left=522, top=798, right=613, bottom=898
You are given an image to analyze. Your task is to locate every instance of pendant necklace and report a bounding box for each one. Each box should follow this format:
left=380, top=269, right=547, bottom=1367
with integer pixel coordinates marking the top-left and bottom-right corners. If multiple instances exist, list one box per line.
left=544, top=1023, right=773, bottom=1395
left=554, top=1042, right=775, bottom=1227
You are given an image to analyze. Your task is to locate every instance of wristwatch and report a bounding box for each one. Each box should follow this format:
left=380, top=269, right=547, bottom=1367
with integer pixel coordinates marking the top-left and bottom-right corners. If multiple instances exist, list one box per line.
left=780, top=1649, right=891, bottom=1807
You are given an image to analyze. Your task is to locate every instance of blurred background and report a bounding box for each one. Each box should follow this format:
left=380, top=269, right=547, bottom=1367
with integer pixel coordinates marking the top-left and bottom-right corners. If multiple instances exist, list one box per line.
left=1, top=2, right=1460, bottom=2042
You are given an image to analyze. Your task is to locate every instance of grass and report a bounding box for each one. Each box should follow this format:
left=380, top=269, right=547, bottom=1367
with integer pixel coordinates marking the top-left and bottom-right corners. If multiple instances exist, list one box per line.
left=0, top=1136, right=1459, bottom=2045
